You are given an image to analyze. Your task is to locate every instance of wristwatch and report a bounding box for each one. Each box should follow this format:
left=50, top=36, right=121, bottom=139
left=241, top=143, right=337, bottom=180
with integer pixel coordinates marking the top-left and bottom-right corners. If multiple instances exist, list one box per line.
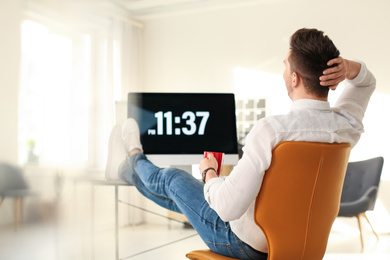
left=202, top=167, right=218, bottom=183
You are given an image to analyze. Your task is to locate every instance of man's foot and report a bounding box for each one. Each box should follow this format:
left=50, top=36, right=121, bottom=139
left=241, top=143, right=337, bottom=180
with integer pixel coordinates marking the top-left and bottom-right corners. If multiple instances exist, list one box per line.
left=105, top=124, right=127, bottom=180
left=122, top=118, right=143, bottom=156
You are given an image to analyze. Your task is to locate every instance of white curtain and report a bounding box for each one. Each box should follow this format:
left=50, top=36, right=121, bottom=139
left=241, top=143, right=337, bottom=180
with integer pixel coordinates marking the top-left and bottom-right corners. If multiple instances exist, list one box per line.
left=91, top=16, right=143, bottom=170
left=18, top=1, right=143, bottom=170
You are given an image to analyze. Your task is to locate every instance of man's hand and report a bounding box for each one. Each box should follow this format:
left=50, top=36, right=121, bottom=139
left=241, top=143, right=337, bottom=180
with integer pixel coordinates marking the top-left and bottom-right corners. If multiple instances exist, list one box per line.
left=320, top=57, right=362, bottom=90
left=199, top=153, right=218, bottom=183
left=320, top=57, right=347, bottom=90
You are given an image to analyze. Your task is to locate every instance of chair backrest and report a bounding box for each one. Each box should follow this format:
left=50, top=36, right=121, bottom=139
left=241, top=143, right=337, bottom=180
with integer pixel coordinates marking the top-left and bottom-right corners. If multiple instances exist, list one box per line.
left=340, top=157, right=384, bottom=209
left=254, top=141, right=351, bottom=260
left=0, top=163, right=29, bottom=195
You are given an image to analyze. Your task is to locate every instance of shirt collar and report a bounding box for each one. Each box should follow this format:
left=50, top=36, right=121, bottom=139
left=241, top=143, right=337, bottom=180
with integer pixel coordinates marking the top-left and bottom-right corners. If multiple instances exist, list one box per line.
left=291, top=99, right=331, bottom=111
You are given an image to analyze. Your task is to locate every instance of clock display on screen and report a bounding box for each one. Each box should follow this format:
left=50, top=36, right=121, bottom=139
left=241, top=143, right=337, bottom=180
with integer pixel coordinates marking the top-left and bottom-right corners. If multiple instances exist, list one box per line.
left=150, top=111, right=209, bottom=136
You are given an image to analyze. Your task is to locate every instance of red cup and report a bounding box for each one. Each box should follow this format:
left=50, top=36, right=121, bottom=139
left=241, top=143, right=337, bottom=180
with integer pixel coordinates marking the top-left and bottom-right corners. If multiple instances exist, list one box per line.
left=203, top=151, right=224, bottom=176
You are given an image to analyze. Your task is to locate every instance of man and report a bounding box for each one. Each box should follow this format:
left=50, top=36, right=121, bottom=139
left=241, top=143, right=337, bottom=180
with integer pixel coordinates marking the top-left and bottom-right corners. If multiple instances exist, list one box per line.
left=106, top=28, right=375, bottom=259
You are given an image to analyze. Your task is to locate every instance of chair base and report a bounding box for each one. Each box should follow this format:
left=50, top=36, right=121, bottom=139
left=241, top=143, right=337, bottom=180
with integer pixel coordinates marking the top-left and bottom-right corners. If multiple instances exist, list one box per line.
left=14, top=197, right=23, bottom=231
left=357, top=212, right=380, bottom=249
left=186, top=249, right=240, bottom=260
left=0, top=197, right=26, bottom=231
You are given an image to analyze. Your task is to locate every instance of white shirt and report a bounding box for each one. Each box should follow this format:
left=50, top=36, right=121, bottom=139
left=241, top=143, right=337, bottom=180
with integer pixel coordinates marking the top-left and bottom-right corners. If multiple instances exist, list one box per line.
left=203, top=61, right=376, bottom=253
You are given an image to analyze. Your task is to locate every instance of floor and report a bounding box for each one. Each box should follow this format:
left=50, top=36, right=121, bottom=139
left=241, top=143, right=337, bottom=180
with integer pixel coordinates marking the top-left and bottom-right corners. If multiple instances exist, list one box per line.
left=1, top=217, right=390, bottom=260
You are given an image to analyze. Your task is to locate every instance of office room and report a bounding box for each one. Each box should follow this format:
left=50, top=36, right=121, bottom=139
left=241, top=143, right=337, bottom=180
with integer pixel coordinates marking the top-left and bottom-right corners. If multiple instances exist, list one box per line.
left=1, top=0, right=389, bottom=259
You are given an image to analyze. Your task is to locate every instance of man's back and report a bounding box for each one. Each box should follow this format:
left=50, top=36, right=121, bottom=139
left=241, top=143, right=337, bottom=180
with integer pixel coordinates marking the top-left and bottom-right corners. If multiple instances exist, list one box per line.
left=266, top=99, right=362, bottom=147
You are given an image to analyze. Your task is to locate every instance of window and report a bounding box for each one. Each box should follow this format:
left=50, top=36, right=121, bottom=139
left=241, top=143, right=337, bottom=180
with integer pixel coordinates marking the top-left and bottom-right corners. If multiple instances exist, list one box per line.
left=19, top=20, right=90, bottom=167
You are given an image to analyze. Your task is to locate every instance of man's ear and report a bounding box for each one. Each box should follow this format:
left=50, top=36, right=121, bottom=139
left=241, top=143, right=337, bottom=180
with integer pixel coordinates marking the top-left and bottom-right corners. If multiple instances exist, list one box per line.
left=292, top=72, right=301, bottom=88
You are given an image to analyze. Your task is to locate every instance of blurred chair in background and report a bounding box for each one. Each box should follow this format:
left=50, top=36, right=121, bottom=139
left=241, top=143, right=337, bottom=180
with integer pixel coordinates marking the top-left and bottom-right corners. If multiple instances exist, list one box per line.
left=0, top=162, right=38, bottom=231
left=338, top=157, right=384, bottom=248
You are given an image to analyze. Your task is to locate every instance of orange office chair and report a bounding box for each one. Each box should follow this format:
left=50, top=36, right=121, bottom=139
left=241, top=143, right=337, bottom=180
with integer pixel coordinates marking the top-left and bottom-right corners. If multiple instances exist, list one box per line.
left=186, top=141, right=351, bottom=260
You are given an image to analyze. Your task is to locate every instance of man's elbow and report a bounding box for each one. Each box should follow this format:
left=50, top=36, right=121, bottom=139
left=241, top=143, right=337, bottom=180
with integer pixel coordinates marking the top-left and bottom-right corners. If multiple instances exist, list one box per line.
left=216, top=206, right=243, bottom=222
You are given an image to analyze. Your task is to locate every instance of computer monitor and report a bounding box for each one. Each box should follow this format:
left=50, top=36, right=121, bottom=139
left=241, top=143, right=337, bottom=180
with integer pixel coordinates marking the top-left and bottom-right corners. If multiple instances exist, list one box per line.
left=127, top=92, right=239, bottom=166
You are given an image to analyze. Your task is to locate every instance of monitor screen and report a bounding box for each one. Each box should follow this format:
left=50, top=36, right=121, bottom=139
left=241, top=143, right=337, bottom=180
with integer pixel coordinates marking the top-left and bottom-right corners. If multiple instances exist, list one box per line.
left=127, top=92, right=239, bottom=166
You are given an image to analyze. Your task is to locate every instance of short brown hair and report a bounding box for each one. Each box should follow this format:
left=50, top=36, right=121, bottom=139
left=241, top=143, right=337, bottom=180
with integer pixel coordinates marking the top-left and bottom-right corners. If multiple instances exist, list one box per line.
left=289, top=28, right=340, bottom=98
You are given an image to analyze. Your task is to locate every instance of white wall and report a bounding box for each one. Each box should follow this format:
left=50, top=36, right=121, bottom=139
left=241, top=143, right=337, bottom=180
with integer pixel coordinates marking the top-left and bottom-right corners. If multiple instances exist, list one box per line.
left=140, top=0, right=390, bottom=95
left=0, top=0, right=23, bottom=164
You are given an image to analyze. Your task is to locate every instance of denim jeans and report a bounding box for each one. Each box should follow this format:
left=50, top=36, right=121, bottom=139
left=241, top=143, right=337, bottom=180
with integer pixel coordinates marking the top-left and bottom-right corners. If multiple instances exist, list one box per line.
left=119, top=153, right=268, bottom=260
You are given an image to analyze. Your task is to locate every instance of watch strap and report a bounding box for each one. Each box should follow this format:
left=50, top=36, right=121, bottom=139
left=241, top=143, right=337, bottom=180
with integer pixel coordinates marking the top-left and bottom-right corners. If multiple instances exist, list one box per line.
left=202, top=167, right=218, bottom=183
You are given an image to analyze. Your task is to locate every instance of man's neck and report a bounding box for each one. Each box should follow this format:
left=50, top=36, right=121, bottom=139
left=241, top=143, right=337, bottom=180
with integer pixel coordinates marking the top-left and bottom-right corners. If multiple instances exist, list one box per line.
left=291, top=85, right=328, bottom=102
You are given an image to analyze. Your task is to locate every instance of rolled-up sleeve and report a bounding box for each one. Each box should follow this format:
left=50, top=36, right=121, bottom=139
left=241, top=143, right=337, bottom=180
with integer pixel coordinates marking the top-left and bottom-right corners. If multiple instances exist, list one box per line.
left=334, top=61, right=376, bottom=120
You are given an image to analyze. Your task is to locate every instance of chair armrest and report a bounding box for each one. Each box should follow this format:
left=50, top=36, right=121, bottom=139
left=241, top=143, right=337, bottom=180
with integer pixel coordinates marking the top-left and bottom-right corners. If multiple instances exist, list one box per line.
left=338, top=186, right=378, bottom=216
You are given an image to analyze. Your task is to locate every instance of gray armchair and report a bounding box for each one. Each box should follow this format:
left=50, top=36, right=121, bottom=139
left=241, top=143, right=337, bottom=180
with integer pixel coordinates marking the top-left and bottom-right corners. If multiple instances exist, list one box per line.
left=338, top=156, right=384, bottom=248
left=0, top=162, right=38, bottom=230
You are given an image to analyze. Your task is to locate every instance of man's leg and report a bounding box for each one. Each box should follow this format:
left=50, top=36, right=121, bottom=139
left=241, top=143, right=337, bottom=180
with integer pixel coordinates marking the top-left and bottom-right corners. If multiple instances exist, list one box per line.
left=119, top=157, right=182, bottom=213
left=119, top=153, right=230, bottom=247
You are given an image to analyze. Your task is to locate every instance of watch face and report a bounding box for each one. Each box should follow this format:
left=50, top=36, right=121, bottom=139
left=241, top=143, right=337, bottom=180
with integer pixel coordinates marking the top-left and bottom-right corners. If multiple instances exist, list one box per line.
left=127, top=93, right=238, bottom=155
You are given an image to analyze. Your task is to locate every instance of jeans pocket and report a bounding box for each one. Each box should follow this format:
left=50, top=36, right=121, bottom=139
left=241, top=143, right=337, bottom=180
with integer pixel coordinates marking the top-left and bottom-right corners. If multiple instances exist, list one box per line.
left=206, top=242, right=234, bottom=258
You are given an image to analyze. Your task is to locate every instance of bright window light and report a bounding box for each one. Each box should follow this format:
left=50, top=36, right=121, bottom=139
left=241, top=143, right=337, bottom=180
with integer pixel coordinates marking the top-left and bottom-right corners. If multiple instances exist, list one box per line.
left=19, top=20, right=90, bottom=167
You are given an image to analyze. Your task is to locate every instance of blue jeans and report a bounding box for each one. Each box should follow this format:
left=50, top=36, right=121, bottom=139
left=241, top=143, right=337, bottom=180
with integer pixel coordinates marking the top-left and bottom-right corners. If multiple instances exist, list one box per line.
left=119, top=153, right=268, bottom=260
